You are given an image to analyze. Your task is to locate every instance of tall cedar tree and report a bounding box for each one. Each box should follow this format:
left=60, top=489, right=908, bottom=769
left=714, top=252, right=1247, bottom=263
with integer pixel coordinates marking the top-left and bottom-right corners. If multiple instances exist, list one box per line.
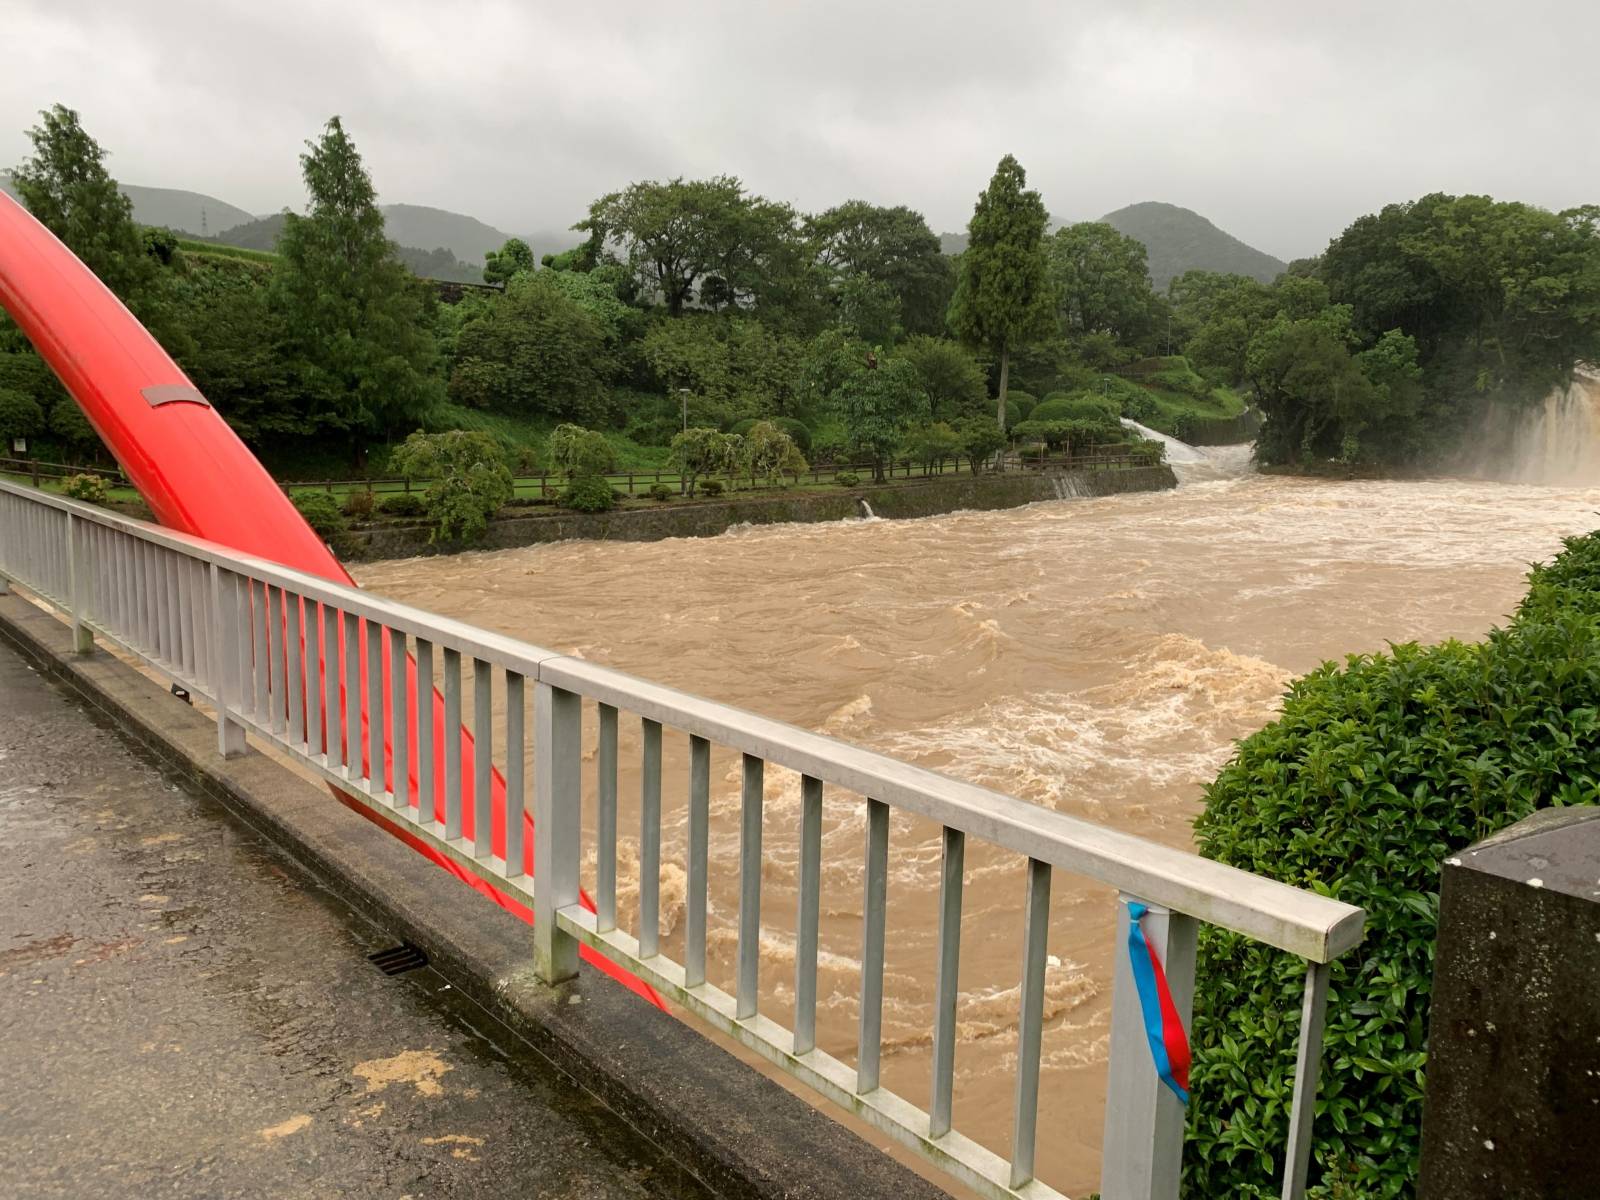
left=272, top=117, right=441, bottom=454
left=947, top=155, right=1054, bottom=431
left=11, top=104, right=157, bottom=312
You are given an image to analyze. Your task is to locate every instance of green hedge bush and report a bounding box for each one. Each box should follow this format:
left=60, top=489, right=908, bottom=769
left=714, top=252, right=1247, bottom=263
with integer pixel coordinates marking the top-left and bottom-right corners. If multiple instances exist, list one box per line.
left=61, top=473, right=108, bottom=504
left=1004, top=390, right=1036, bottom=423
left=1031, top=392, right=1121, bottom=423
left=1185, top=530, right=1600, bottom=1198
left=291, top=491, right=348, bottom=538
left=560, top=473, right=616, bottom=512
left=771, top=417, right=812, bottom=454
left=377, top=492, right=427, bottom=517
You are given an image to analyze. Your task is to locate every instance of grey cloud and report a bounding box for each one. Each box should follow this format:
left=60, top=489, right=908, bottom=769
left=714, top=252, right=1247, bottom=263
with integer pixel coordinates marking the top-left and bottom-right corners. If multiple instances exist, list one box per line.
left=3, top=0, right=1594, bottom=259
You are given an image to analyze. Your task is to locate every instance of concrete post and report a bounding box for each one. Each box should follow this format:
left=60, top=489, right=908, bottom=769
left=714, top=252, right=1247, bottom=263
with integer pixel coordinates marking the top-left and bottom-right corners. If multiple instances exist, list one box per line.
left=66, top=513, right=93, bottom=655
left=532, top=681, right=580, bottom=984
left=1419, top=807, right=1600, bottom=1199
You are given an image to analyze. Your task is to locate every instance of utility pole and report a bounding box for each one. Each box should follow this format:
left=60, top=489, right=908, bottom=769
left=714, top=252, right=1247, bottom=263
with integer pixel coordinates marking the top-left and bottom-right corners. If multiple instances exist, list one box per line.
left=679, top=388, right=690, bottom=432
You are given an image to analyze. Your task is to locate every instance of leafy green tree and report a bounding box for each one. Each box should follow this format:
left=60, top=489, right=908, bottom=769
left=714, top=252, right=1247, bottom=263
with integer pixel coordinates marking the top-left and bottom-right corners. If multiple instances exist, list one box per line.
left=833, top=357, right=929, bottom=482
left=390, top=430, right=513, bottom=542
left=744, top=420, right=804, bottom=486
left=449, top=273, right=613, bottom=423
left=48, top=399, right=101, bottom=458
left=0, top=389, right=44, bottom=447
left=668, top=426, right=734, bottom=496
left=1177, top=273, right=1277, bottom=383
left=902, top=421, right=963, bottom=475
left=581, top=176, right=805, bottom=318
left=548, top=424, right=617, bottom=478
left=948, top=155, right=1055, bottom=431
left=641, top=316, right=800, bottom=423
left=482, top=237, right=534, bottom=284
left=896, top=335, right=988, bottom=420
left=1048, top=222, right=1159, bottom=346
left=805, top=201, right=955, bottom=337
left=11, top=104, right=156, bottom=308
left=953, top=415, right=1005, bottom=472
left=271, top=117, right=443, bottom=454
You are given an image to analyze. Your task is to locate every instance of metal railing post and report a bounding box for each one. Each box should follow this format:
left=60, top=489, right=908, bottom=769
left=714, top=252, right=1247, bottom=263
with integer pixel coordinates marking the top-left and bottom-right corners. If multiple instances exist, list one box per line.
left=208, top=564, right=247, bottom=758
left=65, top=512, right=93, bottom=654
left=533, top=681, right=581, bottom=983
left=1100, top=897, right=1198, bottom=1200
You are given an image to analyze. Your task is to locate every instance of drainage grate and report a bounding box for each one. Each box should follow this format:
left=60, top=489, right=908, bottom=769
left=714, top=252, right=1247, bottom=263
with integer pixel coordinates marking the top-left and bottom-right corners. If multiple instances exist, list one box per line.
left=366, top=943, right=428, bottom=976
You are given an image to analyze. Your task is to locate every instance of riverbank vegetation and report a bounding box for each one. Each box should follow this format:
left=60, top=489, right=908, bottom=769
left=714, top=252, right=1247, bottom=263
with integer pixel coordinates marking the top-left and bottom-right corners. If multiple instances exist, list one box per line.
left=1186, top=529, right=1600, bottom=1197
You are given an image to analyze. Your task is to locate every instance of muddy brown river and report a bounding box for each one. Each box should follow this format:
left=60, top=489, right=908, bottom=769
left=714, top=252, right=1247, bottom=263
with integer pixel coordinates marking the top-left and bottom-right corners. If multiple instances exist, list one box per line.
left=359, top=459, right=1600, bottom=1194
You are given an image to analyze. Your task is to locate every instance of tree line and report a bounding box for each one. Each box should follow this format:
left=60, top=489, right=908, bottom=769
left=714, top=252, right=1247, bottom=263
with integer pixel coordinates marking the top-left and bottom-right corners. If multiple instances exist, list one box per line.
left=3, top=102, right=1597, bottom=486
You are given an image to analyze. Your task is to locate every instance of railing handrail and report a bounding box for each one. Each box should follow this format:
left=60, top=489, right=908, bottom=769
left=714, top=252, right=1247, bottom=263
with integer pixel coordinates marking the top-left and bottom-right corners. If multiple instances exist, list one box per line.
left=0, top=476, right=1360, bottom=961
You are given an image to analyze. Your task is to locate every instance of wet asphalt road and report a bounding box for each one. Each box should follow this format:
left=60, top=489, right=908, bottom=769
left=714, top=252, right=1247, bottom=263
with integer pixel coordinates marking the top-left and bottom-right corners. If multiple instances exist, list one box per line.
left=0, top=641, right=712, bottom=1199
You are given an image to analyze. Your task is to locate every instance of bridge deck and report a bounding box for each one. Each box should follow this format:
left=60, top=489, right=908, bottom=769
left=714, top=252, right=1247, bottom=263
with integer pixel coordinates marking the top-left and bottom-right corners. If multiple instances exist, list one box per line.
left=0, top=639, right=709, bottom=1200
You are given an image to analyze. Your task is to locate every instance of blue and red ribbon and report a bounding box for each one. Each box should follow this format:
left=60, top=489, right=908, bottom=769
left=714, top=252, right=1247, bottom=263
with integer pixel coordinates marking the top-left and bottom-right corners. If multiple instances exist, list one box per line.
left=1125, top=900, right=1191, bottom=1104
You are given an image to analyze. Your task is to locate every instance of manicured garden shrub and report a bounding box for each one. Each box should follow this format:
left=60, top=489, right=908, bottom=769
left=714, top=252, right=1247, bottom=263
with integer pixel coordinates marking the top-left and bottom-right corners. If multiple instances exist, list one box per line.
left=291, top=491, right=347, bottom=538
left=648, top=482, right=674, bottom=502
left=377, top=492, right=427, bottom=517
left=835, top=471, right=860, bottom=487
left=559, top=473, right=615, bottom=513
left=61, top=473, right=108, bottom=504
left=700, top=479, right=724, bottom=497
left=1185, top=530, right=1600, bottom=1198
left=391, top=430, right=515, bottom=543
left=1030, top=392, right=1121, bottom=423
left=342, top=489, right=376, bottom=519
left=1004, top=390, right=1036, bottom=423
left=771, top=417, right=812, bottom=454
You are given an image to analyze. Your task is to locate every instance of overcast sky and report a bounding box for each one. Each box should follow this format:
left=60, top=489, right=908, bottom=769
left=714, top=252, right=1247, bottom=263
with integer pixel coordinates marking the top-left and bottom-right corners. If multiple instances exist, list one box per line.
left=4, top=0, right=1594, bottom=260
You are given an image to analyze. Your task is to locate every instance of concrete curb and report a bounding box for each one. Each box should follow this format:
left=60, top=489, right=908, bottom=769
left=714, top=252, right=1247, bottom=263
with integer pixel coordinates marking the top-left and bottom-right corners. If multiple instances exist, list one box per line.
left=0, top=594, right=952, bottom=1200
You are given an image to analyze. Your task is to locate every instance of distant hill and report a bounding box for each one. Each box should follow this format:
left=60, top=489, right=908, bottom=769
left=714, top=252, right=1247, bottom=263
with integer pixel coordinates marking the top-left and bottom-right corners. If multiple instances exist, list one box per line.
left=940, top=201, right=1286, bottom=292
left=378, top=204, right=512, bottom=264
left=0, top=172, right=256, bottom=237
left=1100, top=201, right=1285, bottom=291
left=204, top=213, right=483, bottom=283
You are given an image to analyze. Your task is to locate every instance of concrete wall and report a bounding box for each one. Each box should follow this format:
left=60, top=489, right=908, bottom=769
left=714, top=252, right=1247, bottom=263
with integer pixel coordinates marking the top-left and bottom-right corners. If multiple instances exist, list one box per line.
left=351, top=465, right=1177, bottom=560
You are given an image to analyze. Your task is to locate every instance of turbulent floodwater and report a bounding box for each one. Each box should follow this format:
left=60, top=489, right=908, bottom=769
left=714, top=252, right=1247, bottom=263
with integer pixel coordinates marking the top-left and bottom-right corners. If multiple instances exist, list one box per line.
left=359, top=455, right=1600, bottom=1194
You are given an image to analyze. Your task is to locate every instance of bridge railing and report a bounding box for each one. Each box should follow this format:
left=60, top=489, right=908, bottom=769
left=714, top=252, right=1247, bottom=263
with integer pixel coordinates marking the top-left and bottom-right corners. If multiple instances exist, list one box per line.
left=0, top=477, right=1363, bottom=1200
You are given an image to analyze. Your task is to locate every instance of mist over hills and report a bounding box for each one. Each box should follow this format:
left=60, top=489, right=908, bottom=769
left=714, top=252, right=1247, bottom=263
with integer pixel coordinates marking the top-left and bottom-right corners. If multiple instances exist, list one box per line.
left=940, top=200, right=1287, bottom=291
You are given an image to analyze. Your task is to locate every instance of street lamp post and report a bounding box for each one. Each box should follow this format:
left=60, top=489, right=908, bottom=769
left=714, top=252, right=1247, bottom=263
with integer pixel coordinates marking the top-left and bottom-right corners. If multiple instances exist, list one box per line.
left=679, top=388, right=691, bottom=432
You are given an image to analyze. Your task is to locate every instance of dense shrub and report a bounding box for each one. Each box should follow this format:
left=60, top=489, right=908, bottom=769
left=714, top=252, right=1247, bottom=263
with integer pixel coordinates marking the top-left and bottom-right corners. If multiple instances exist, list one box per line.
left=771, top=417, right=812, bottom=454
left=391, top=430, right=515, bottom=543
left=291, top=491, right=348, bottom=538
left=61, top=473, right=108, bottom=504
left=700, top=479, right=725, bottom=497
left=1185, top=531, right=1600, bottom=1199
left=728, top=418, right=758, bottom=437
left=835, top=471, right=860, bottom=486
left=648, top=482, right=673, bottom=502
left=1004, top=390, right=1036, bottom=423
left=377, top=492, right=427, bottom=517
left=342, top=489, right=376, bottom=519
left=548, top=423, right=617, bottom=479
left=1031, top=392, right=1121, bottom=423
left=560, top=473, right=615, bottom=512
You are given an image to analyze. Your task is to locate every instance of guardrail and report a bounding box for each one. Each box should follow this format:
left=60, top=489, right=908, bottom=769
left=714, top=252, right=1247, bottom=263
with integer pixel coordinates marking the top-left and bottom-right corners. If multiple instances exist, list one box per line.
left=0, top=477, right=1363, bottom=1200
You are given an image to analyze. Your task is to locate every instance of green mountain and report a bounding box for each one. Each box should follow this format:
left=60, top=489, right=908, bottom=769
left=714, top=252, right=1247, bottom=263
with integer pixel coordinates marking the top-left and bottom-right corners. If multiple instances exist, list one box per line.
left=940, top=201, right=1287, bottom=292
left=0, top=173, right=256, bottom=236
left=1099, top=201, right=1285, bottom=290
left=378, top=203, right=512, bottom=264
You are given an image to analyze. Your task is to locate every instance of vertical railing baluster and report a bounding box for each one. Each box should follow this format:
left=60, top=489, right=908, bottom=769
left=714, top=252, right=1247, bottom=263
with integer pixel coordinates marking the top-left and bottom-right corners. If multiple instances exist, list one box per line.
left=1100, top=899, right=1198, bottom=1200
left=794, top=774, right=822, bottom=1054
left=304, top=599, right=321, bottom=754
left=165, top=551, right=182, bottom=668
left=736, top=753, right=763, bottom=1020
left=473, top=657, right=492, bottom=857
left=1010, top=858, right=1052, bottom=1187
left=209, top=565, right=246, bottom=758
left=174, top=549, right=192, bottom=676
left=286, top=591, right=304, bottom=746
left=388, top=626, right=408, bottom=813
left=1280, top=961, right=1332, bottom=1200
left=686, top=734, right=711, bottom=989
left=639, top=718, right=663, bottom=958
left=929, top=825, right=965, bottom=1138
left=442, top=647, right=462, bottom=838
left=322, top=603, right=341, bottom=770
left=533, top=682, right=581, bottom=983
left=596, top=703, right=618, bottom=932
left=252, top=581, right=271, bottom=724
left=504, top=672, right=525, bottom=876
left=415, top=639, right=435, bottom=828
left=268, top=586, right=286, bottom=735
left=857, top=797, right=889, bottom=1092
left=366, top=620, right=385, bottom=793
left=342, top=610, right=360, bottom=781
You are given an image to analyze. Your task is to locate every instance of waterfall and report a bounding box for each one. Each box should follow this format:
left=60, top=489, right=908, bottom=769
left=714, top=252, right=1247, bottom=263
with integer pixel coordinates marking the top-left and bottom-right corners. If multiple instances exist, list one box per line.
left=1497, top=371, right=1600, bottom=485
left=1051, top=474, right=1089, bottom=500
left=856, top=497, right=877, bottom=519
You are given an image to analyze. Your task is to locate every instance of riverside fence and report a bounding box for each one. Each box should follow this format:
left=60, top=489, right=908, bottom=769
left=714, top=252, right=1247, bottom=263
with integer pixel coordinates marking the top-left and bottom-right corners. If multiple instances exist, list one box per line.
left=0, top=477, right=1362, bottom=1200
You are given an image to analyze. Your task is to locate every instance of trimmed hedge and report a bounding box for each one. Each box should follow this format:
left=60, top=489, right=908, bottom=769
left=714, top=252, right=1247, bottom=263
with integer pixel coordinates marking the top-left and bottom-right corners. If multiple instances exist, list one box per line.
left=560, top=473, right=616, bottom=512
left=1003, top=390, right=1036, bottom=422
left=1031, top=392, right=1121, bottom=423
left=1185, top=530, right=1600, bottom=1198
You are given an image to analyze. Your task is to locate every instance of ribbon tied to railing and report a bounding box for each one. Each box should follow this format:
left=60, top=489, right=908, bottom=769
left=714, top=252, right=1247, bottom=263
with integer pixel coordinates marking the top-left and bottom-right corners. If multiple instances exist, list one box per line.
left=1125, top=899, right=1191, bottom=1104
